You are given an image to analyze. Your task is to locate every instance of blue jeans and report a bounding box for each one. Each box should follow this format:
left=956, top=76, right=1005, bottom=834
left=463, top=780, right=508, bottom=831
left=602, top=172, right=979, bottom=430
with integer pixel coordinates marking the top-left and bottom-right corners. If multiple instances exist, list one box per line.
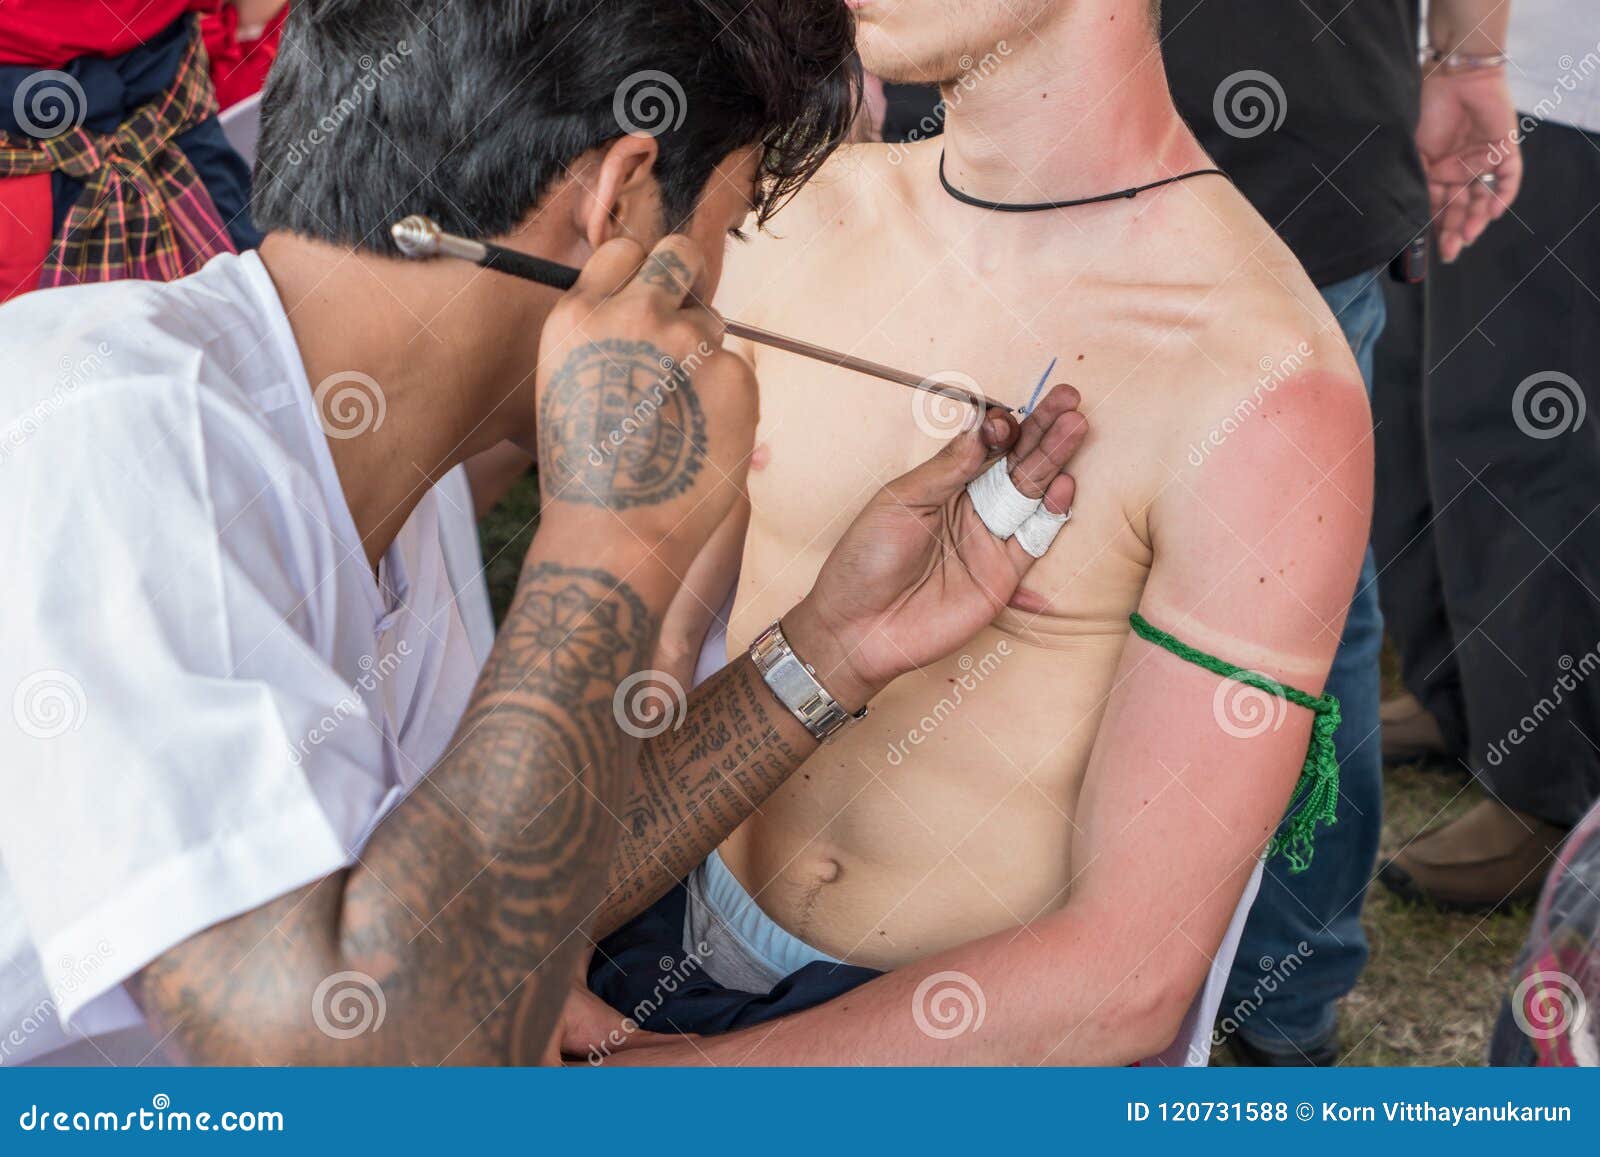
left=1224, top=270, right=1387, bottom=1053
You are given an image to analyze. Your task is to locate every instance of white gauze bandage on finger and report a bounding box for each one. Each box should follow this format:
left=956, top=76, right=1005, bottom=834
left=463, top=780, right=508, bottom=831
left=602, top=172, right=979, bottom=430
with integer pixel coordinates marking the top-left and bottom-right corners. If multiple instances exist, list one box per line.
left=966, top=456, right=1041, bottom=539
left=1013, top=506, right=1072, bottom=558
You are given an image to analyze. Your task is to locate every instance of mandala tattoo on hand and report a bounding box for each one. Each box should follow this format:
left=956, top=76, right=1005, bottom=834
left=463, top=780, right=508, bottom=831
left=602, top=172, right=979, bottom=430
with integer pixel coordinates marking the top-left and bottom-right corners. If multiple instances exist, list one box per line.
left=539, top=338, right=707, bottom=509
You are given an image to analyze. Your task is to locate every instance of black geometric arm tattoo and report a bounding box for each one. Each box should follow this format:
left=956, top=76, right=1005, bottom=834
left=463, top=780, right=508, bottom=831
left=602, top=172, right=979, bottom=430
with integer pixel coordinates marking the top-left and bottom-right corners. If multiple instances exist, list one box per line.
left=134, top=559, right=659, bottom=1065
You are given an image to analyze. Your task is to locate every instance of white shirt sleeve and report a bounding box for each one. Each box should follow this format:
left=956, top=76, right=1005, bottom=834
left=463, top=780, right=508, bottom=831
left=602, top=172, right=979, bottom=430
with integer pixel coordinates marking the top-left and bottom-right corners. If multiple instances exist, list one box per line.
left=1, top=381, right=391, bottom=1029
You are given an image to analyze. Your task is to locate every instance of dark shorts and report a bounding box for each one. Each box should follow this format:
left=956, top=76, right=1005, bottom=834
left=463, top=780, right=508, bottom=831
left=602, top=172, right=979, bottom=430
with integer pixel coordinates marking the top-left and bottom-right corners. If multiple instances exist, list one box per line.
left=589, top=883, right=880, bottom=1036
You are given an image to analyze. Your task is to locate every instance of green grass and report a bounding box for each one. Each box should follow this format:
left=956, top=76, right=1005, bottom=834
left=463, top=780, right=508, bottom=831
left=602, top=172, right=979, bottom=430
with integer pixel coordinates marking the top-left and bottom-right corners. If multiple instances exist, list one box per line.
left=478, top=472, right=542, bottom=623
left=1207, top=761, right=1527, bottom=1067
left=479, top=493, right=1526, bottom=1065
left=1337, top=764, right=1526, bottom=1065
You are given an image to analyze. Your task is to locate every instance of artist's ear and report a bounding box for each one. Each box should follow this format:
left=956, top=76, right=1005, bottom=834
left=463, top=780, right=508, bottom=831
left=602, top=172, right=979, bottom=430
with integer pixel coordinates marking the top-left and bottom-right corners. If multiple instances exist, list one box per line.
left=575, top=134, right=662, bottom=252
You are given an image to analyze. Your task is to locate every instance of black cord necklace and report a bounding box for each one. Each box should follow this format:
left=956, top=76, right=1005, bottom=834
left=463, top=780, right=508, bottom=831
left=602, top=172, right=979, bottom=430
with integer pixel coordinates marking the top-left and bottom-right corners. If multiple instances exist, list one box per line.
left=937, top=149, right=1227, bottom=212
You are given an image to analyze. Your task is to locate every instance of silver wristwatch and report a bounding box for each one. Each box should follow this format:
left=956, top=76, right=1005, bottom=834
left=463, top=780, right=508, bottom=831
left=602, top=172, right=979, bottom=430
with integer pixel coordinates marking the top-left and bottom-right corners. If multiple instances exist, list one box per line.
left=749, top=620, right=867, bottom=742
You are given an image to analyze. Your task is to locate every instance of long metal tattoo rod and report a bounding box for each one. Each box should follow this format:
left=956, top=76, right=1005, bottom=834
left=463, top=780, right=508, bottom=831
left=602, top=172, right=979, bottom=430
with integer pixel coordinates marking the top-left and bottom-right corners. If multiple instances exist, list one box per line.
left=389, top=215, right=1010, bottom=412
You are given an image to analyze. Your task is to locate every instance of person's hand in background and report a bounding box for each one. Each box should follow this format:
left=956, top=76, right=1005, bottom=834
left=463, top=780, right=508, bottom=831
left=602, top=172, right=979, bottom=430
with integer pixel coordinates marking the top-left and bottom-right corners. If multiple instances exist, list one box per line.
left=1417, top=65, right=1522, bottom=262
left=1418, top=0, right=1521, bottom=263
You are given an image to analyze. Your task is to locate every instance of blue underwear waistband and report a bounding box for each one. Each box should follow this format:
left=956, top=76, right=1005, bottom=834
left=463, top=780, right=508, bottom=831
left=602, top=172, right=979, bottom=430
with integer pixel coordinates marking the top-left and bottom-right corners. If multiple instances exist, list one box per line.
left=687, top=850, right=843, bottom=990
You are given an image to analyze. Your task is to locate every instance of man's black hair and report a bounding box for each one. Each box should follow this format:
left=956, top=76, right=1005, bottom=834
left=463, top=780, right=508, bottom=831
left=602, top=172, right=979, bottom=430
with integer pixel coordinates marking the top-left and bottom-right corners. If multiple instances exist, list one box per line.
left=252, top=0, right=860, bottom=251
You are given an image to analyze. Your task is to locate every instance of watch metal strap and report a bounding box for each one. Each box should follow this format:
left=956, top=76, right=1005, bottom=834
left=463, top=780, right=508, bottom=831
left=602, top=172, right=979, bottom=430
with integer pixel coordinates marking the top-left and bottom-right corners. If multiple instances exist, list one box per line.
left=749, top=620, right=866, bottom=742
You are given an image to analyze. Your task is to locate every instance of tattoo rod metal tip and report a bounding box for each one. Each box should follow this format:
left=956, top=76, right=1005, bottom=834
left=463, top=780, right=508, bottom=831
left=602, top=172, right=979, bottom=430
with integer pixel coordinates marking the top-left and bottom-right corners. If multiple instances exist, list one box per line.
left=390, top=214, right=441, bottom=259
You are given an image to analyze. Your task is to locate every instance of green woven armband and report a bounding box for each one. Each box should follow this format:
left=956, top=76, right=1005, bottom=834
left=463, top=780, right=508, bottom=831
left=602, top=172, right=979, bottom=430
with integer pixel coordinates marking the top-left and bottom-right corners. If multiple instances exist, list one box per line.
left=1128, top=613, right=1341, bottom=873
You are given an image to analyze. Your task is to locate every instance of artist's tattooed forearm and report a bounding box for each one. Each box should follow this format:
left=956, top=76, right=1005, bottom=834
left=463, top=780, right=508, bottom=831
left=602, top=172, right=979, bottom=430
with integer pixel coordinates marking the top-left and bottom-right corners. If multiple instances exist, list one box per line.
left=593, top=655, right=815, bottom=938
left=538, top=338, right=706, bottom=509
left=635, top=249, right=695, bottom=294
left=135, top=561, right=658, bottom=1065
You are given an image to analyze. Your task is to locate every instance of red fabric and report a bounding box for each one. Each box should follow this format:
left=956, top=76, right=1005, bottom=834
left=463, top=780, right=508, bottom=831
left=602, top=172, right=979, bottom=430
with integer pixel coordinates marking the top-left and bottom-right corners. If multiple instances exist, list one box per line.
left=200, top=3, right=285, bottom=110
left=0, top=173, right=52, bottom=302
left=0, top=1, right=218, bottom=66
left=0, top=22, right=235, bottom=290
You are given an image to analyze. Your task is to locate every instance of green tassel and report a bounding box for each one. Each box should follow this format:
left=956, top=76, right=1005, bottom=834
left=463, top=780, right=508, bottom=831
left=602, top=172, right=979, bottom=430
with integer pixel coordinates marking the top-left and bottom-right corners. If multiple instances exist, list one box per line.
left=1128, top=613, right=1341, bottom=874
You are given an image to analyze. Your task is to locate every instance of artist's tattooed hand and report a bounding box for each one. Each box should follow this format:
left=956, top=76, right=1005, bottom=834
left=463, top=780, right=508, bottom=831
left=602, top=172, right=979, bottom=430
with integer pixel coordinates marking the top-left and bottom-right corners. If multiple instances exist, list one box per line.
left=536, top=235, right=757, bottom=568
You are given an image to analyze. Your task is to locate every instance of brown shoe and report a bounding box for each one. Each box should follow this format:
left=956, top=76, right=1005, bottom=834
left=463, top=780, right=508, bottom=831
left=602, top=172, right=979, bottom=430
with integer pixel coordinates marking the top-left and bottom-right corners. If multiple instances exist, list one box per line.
left=1380, top=691, right=1451, bottom=764
left=1380, top=799, right=1568, bottom=912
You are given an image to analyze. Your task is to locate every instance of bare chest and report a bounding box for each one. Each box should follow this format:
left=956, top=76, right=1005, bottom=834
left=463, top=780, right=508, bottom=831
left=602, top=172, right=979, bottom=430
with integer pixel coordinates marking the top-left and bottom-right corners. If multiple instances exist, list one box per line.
left=735, top=281, right=1186, bottom=647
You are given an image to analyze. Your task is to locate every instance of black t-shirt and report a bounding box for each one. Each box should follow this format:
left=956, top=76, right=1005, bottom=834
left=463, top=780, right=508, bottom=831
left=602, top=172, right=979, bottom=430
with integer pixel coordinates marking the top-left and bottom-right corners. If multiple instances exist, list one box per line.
left=1161, top=0, right=1431, bottom=286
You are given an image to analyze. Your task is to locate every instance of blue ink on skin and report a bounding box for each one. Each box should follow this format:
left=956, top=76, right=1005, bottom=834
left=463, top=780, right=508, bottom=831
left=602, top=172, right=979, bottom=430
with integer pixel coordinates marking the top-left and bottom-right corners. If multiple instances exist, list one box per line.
left=1020, top=356, right=1058, bottom=417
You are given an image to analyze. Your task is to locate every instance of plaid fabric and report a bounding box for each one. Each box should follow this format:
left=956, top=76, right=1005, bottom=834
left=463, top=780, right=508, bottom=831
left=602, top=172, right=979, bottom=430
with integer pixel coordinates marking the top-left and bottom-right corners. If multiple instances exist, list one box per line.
left=0, top=18, right=236, bottom=289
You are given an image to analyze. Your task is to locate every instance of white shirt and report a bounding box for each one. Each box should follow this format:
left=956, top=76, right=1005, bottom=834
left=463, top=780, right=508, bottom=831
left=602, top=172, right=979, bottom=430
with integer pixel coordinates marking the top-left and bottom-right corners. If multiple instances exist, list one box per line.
left=0, top=252, right=489, bottom=1065
left=1507, top=4, right=1600, bottom=134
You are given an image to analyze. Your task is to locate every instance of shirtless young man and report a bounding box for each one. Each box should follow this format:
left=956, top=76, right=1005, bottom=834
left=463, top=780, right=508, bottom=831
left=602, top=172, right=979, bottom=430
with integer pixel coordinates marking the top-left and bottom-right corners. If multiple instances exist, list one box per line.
left=575, top=0, right=1372, bottom=1065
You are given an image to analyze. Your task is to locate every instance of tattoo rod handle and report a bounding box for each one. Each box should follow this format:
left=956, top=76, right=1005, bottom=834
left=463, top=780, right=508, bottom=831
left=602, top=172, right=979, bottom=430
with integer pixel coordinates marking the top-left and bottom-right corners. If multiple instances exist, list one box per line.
left=389, top=215, right=1009, bottom=412
left=391, top=214, right=579, bottom=291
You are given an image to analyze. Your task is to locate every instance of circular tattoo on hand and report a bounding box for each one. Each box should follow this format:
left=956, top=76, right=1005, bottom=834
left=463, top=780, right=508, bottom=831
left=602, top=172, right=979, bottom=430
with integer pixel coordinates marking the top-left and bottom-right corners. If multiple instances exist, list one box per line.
left=540, top=338, right=707, bottom=509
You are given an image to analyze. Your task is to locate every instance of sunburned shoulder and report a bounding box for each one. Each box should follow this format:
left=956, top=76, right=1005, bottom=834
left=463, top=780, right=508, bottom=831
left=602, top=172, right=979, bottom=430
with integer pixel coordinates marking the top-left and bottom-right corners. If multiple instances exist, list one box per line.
left=1140, top=301, right=1373, bottom=676
left=1123, top=178, right=1374, bottom=669
left=1176, top=260, right=1370, bottom=480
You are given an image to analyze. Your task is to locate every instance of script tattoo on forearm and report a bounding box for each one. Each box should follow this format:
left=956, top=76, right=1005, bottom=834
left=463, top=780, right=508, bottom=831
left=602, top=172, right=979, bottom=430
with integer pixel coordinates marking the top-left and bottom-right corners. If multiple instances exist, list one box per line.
left=135, top=562, right=657, bottom=1065
left=592, top=655, right=815, bottom=938
left=538, top=339, right=707, bottom=510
